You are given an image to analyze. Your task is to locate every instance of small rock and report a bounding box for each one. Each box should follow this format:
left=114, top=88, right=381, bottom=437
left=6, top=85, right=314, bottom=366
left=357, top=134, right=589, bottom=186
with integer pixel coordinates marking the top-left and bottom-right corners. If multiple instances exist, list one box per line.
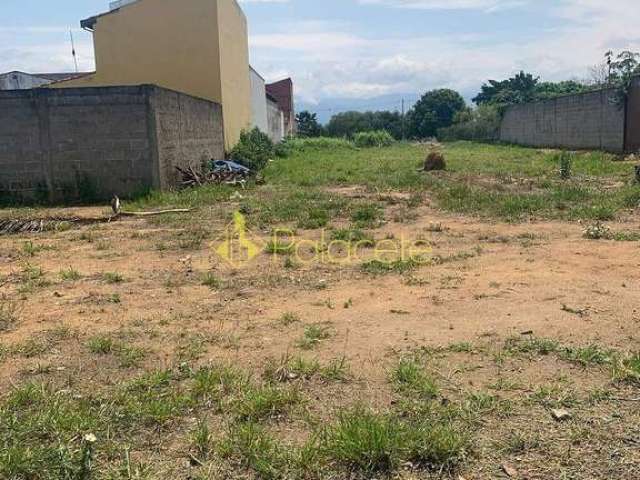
left=551, top=408, right=572, bottom=421
left=502, top=463, right=518, bottom=477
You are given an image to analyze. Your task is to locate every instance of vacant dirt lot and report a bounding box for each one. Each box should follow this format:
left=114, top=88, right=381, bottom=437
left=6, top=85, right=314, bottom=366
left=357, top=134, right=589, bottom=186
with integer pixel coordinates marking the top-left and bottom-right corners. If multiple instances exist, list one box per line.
left=1, top=143, right=639, bottom=479
left=2, top=195, right=640, bottom=479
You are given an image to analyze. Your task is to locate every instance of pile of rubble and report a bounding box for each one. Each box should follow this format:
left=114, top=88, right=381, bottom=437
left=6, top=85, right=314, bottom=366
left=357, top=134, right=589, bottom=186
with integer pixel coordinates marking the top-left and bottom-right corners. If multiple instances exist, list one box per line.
left=176, top=160, right=252, bottom=189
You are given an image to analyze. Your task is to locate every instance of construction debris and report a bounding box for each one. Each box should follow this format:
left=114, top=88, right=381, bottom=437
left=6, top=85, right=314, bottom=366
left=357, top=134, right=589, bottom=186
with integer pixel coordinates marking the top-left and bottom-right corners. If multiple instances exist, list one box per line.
left=176, top=160, right=252, bottom=189
left=551, top=408, right=572, bottom=421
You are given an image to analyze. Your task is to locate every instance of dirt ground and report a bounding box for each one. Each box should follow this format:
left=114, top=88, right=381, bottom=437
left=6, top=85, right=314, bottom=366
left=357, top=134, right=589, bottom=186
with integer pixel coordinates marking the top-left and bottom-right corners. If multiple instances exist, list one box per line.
left=1, top=190, right=639, bottom=479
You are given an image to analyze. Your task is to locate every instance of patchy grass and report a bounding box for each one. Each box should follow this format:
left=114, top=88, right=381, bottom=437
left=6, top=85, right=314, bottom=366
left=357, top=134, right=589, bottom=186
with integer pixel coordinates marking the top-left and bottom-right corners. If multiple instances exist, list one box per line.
left=279, top=312, right=300, bottom=326
left=322, top=405, right=468, bottom=475
left=59, top=267, right=82, bottom=281
left=0, top=298, right=19, bottom=332
left=231, top=384, right=301, bottom=422
left=201, top=272, right=222, bottom=289
left=390, top=357, right=438, bottom=399
left=361, top=258, right=423, bottom=275
left=102, top=272, right=125, bottom=284
left=297, top=324, right=332, bottom=350
left=612, top=353, right=640, bottom=385
left=560, top=344, right=617, bottom=366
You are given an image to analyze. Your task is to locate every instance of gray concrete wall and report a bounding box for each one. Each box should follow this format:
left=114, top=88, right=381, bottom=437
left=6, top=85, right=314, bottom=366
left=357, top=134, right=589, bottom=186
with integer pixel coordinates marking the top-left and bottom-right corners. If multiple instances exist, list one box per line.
left=0, top=85, right=224, bottom=203
left=626, top=77, right=640, bottom=153
left=150, top=86, right=225, bottom=190
left=499, top=88, right=626, bottom=152
left=266, top=97, right=284, bottom=143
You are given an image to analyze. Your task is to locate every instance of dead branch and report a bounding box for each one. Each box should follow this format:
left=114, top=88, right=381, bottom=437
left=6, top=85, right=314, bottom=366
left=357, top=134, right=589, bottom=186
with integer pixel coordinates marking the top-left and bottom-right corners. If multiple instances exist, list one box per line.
left=117, top=209, right=192, bottom=217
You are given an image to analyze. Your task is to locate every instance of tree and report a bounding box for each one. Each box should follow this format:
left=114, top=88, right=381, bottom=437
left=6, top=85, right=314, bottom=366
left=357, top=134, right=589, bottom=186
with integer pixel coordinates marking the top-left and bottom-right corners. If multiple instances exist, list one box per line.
left=607, top=50, right=640, bottom=107
left=534, top=80, right=590, bottom=100
left=406, top=89, right=466, bottom=139
left=474, top=71, right=595, bottom=107
left=473, top=71, right=539, bottom=106
left=295, top=111, right=323, bottom=137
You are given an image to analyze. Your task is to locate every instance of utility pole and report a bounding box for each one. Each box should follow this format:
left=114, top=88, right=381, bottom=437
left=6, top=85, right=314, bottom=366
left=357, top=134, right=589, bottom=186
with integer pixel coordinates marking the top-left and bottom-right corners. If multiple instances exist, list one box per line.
left=401, top=98, right=406, bottom=141
left=70, top=30, right=79, bottom=73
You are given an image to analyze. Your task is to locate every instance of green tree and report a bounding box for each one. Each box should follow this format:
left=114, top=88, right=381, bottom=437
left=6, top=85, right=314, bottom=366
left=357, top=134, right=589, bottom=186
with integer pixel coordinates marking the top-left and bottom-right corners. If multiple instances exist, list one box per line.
left=473, top=71, right=540, bottom=106
left=606, top=50, right=640, bottom=107
left=406, top=89, right=466, bottom=139
left=534, top=80, right=590, bottom=100
left=295, top=111, right=323, bottom=137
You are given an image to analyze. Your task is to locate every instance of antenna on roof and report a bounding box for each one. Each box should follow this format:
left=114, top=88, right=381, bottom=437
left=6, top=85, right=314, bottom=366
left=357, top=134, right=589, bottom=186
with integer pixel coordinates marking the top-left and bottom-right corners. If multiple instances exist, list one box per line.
left=69, top=29, right=79, bottom=73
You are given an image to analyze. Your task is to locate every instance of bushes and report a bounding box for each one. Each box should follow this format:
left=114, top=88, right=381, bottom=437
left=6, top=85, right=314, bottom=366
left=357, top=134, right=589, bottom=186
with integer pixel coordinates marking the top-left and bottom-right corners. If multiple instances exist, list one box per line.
left=230, top=128, right=274, bottom=171
left=437, top=105, right=501, bottom=142
left=275, top=137, right=356, bottom=157
left=353, top=130, right=394, bottom=148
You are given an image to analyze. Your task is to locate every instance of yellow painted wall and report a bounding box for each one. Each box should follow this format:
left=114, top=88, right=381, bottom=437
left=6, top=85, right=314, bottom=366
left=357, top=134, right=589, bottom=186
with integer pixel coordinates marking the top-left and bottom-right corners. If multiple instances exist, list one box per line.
left=55, top=0, right=251, bottom=149
left=217, top=0, right=251, bottom=149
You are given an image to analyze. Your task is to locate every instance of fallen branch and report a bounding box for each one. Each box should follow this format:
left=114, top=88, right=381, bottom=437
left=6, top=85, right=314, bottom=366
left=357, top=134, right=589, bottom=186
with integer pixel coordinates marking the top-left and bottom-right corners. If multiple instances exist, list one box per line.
left=0, top=209, right=192, bottom=236
left=117, top=209, right=192, bottom=217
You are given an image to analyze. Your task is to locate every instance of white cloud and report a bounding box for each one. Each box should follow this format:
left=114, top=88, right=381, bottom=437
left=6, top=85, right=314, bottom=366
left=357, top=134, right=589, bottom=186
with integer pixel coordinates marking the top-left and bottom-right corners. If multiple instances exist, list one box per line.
left=358, top=0, right=527, bottom=11
left=248, top=0, right=640, bottom=103
left=2, top=0, right=639, bottom=106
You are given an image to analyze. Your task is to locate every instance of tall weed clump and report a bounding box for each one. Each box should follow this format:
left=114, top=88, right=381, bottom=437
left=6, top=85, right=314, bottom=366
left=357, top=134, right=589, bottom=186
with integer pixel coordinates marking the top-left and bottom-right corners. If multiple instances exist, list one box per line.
left=558, top=151, right=574, bottom=180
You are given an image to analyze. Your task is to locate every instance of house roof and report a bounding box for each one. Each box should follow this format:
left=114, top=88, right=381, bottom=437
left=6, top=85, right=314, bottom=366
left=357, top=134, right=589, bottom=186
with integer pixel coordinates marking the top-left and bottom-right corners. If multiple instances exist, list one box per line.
left=80, top=0, right=140, bottom=30
left=266, top=78, right=294, bottom=114
left=0, top=71, right=91, bottom=82
left=34, top=73, right=92, bottom=81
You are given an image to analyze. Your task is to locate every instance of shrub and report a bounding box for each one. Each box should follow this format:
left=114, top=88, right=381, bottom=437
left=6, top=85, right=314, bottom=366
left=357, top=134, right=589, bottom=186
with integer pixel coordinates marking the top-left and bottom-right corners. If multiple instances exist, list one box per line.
left=230, top=127, right=274, bottom=171
left=353, top=130, right=394, bottom=148
left=437, top=105, right=501, bottom=142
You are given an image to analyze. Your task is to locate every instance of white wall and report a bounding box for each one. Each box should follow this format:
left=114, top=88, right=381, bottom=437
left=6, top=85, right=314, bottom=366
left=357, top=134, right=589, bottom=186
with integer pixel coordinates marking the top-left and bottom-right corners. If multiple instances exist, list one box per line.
left=249, top=67, right=268, bottom=134
left=0, top=72, right=52, bottom=90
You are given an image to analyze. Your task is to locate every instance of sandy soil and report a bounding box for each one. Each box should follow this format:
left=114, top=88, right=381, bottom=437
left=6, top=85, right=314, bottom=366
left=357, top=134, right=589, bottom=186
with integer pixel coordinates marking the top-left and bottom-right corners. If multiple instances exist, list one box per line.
left=1, top=194, right=639, bottom=479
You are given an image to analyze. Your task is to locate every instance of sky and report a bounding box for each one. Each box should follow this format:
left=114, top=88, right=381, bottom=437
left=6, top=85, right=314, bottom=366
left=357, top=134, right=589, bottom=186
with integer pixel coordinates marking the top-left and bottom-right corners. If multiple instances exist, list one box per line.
left=2, top=0, right=639, bottom=117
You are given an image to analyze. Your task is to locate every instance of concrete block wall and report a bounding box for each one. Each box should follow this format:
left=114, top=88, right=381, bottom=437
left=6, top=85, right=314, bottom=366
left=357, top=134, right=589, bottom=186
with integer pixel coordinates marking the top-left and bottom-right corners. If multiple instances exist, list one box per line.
left=626, top=77, right=640, bottom=153
left=150, top=87, right=225, bottom=190
left=0, top=85, right=224, bottom=203
left=499, top=88, right=626, bottom=153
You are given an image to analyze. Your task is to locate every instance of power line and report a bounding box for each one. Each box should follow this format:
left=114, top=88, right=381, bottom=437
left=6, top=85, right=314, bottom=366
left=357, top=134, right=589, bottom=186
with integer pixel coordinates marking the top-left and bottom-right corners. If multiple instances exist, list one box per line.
left=303, top=95, right=420, bottom=113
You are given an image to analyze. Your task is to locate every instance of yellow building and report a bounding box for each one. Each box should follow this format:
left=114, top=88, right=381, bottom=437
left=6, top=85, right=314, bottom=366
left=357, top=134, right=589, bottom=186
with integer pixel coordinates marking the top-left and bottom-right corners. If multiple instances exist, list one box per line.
left=55, top=0, right=251, bottom=149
